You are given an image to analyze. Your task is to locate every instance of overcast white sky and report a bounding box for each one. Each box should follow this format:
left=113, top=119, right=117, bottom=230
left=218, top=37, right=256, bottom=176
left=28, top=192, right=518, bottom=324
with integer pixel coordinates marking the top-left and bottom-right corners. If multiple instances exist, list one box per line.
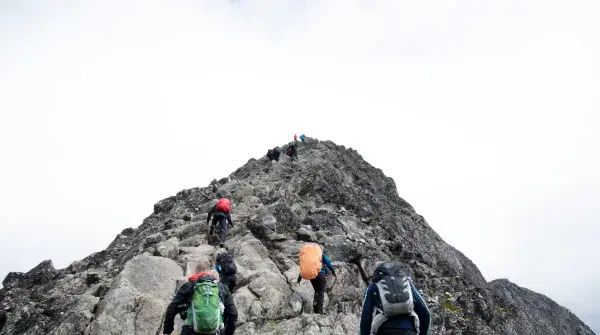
left=1, top=0, right=598, bottom=331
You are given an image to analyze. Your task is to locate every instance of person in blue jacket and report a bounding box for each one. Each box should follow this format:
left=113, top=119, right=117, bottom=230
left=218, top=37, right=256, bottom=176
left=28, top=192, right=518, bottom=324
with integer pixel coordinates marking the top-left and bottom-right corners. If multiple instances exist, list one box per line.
left=360, top=262, right=431, bottom=335
left=296, top=250, right=336, bottom=314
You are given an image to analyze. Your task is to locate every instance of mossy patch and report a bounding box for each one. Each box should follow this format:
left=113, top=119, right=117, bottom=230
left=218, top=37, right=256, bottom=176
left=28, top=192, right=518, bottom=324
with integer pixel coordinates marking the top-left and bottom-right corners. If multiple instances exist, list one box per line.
left=441, top=297, right=462, bottom=313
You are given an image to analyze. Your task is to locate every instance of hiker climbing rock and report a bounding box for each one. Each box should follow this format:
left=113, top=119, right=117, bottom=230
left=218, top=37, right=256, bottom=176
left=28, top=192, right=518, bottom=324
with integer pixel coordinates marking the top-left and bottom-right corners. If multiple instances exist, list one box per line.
left=286, top=142, right=298, bottom=161
left=359, top=261, right=431, bottom=335
left=207, top=198, right=234, bottom=248
left=267, top=147, right=281, bottom=162
left=215, top=252, right=238, bottom=293
left=299, top=134, right=306, bottom=142
left=296, top=244, right=336, bottom=314
left=163, top=262, right=238, bottom=335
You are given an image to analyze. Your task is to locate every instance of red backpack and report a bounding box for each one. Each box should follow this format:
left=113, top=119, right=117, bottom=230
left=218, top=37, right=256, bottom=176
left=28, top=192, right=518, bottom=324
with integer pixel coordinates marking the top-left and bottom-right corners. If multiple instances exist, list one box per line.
left=215, top=198, right=231, bottom=214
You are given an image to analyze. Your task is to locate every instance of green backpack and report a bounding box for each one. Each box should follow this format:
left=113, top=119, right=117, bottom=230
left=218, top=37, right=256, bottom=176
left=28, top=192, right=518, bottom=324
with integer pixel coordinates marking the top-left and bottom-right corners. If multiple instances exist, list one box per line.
left=186, top=280, right=223, bottom=334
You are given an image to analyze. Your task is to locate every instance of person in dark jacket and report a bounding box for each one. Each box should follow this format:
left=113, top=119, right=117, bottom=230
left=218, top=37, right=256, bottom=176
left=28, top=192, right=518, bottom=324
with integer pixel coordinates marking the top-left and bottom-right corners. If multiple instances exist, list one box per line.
left=215, top=252, right=238, bottom=293
left=359, top=262, right=431, bottom=335
left=267, top=147, right=280, bottom=162
left=163, top=264, right=238, bottom=335
left=207, top=204, right=233, bottom=248
left=286, top=142, right=297, bottom=161
left=296, top=250, right=336, bottom=314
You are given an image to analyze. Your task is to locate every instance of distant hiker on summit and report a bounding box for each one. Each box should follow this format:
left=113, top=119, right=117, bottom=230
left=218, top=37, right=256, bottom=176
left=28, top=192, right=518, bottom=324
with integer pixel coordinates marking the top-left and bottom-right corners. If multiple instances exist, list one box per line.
left=359, top=261, right=431, bottom=335
left=163, top=262, right=238, bottom=335
left=286, top=142, right=298, bottom=161
left=296, top=244, right=336, bottom=314
left=267, top=147, right=281, bottom=162
left=299, top=134, right=306, bottom=142
left=207, top=198, right=233, bottom=248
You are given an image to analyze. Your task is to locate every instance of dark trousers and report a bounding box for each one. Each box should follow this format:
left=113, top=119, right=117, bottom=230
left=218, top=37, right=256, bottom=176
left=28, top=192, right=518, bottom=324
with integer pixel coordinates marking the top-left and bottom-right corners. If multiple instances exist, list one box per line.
left=310, top=272, right=326, bottom=314
left=210, top=216, right=228, bottom=244
left=221, top=274, right=237, bottom=293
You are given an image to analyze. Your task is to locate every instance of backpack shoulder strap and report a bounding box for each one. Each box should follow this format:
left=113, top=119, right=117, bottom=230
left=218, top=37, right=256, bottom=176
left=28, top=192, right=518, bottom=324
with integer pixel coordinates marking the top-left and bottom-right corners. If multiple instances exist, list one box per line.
left=370, top=284, right=387, bottom=335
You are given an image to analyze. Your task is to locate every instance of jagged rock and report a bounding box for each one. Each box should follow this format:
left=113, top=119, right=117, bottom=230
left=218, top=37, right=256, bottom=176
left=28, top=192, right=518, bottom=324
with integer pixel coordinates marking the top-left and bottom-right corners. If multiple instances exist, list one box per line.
left=123, top=227, right=135, bottom=235
left=233, top=287, right=257, bottom=324
left=247, top=270, right=292, bottom=319
left=154, top=196, right=176, bottom=214
left=2, top=260, right=57, bottom=289
left=66, top=261, right=87, bottom=274
left=143, top=232, right=166, bottom=248
left=154, top=237, right=179, bottom=259
left=50, top=295, right=99, bottom=335
left=488, top=279, right=593, bottom=335
left=85, top=271, right=102, bottom=286
left=179, top=235, right=205, bottom=248
left=296, top=227, right=317, bottom=242
left=0, top=311, right=5, bottom=332
left=85, top=254, right=182, bottom=335
left=0, top=139, right=595, bottom=335
left=1, top=273, right=26, bottom=290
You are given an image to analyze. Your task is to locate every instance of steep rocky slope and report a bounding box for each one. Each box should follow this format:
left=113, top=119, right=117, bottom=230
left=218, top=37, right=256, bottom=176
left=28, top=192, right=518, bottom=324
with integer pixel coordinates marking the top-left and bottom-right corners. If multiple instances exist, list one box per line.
left=1, top=138, right=595, bottom=335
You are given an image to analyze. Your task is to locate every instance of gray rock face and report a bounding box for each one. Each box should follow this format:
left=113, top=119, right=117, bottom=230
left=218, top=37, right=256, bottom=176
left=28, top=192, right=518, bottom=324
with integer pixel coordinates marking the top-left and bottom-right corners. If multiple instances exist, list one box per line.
left=0, top=138, right=595, bottom=335
left=154, top=237, right=180, bottom=259
left=85, top=254, right=182, bottom=335
left=2, top=260, right=58, bottom=289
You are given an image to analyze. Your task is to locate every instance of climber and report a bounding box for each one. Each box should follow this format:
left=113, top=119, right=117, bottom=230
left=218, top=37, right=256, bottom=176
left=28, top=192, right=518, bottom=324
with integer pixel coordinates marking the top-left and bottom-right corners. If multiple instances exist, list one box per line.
left=359, top=261, right=431, bottom=335
left=296, top=244, right=336, bottom=314
left=215, top=252, right=238, bottom=293
left=286, top=142, right=298, bottom=161
left=267, top=147, right=280, bottom=162
left=299, top=134, right=306, bottom=142
left=207, top=198, right=234, bottom=248
left=163, top=262, right=238, bottom=335
left=272, top=147, right=280, bottom=161
left=294, top=134, right=298, bottom=143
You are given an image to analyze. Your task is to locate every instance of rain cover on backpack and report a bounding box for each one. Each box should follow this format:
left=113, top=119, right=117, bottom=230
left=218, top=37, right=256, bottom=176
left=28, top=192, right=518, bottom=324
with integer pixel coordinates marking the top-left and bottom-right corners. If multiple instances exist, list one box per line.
left=215, top=198, right=231, bottom=214
left=299, top=244, right=322, bottom=280
left=187, top=281, right=223, bottom=334
left=370, top=262, right=420, bottom=335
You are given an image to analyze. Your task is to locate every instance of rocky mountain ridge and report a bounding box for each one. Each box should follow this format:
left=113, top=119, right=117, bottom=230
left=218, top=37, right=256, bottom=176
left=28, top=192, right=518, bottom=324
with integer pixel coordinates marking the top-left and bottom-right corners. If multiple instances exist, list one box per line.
left=0, top=138, right=595, bottom=335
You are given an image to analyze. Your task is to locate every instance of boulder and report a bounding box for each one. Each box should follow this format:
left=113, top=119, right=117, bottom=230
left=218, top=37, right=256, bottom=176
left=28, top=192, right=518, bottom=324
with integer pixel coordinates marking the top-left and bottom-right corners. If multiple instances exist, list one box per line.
left=85, top=254, right=183, bottom=335
left=154, top=237, right=179, bottom=259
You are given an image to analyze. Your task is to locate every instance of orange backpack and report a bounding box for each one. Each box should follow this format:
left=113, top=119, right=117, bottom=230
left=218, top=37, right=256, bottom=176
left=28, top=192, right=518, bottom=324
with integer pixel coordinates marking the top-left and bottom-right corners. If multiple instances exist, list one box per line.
left=215, top=198, right=231, bottom=214
left=299, top=244, right=322, bottom=280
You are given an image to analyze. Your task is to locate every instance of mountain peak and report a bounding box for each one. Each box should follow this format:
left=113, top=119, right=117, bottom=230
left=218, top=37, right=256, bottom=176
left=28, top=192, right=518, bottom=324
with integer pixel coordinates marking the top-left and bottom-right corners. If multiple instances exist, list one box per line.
left=0, top=138, right=595, bottom=334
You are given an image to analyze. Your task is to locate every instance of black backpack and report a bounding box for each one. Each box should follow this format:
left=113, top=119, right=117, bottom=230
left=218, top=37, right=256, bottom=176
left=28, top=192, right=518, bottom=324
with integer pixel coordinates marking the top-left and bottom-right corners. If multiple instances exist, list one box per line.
left=217, top=253, right=237, bottom=276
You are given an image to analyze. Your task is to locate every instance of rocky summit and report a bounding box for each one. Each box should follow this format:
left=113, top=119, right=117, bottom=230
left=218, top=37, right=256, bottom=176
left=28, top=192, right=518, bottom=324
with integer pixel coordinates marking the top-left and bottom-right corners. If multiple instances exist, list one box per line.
left=0, top=138, right=595, bottom=335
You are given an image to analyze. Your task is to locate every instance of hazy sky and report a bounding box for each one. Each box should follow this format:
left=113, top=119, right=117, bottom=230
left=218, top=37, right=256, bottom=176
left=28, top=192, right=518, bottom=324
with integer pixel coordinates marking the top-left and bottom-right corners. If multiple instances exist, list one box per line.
left=1, top=0, right=598, bottom=331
